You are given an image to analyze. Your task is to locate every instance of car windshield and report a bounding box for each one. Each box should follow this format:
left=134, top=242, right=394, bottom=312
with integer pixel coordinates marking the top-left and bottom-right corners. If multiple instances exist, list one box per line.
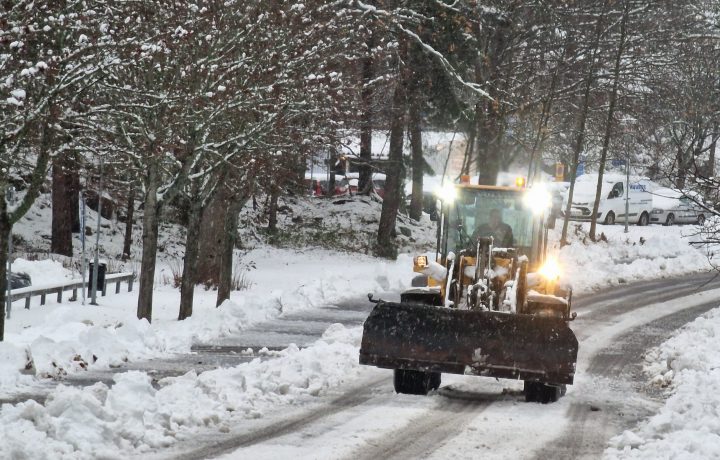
left=446, top=188, right=536, bottom=253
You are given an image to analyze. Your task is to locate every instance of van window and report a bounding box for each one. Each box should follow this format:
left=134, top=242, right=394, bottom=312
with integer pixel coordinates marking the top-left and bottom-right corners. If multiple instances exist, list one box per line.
left=609, top=182, right=623, bottom=199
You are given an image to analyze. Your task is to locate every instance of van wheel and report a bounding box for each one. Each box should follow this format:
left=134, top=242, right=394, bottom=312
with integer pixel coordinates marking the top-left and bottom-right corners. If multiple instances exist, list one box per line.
left=637, top=212, right=649, bottom=226
left=665, top=213, right=675, bottom=226
left=603, top=211, right=616, bottom=225
left=698, top=214, right=705, bottom=225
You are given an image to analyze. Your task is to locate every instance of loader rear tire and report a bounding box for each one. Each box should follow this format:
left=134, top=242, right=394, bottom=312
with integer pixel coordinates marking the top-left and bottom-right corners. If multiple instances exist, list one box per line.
left=394, top=369, right=440, bottom=395
left=524, top=381, right=562, bottom=404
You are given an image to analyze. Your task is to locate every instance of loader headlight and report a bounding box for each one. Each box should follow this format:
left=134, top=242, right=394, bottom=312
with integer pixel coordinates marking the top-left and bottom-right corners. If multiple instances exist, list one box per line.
left=434, top=183, right=457, bottom=202
left=414, top=255, right=428, bottom=268
left=539, top=257, right=561, bottom=281
left=524, top=184, right=552, bottom=214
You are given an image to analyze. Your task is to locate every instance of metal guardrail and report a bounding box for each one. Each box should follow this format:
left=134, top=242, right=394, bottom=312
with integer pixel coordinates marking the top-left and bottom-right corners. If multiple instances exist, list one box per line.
left=9, top=272, right=135, bottom=309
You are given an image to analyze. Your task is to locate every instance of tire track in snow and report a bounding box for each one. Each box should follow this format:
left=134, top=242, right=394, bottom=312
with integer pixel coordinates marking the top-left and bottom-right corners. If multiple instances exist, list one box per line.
left=169, top=376, right=388, bottom=460
left=162, top=274, right=720, bottom=460
left=347, top=386, right=522, bottom=460
left=531, top=300, right=720, bottom=459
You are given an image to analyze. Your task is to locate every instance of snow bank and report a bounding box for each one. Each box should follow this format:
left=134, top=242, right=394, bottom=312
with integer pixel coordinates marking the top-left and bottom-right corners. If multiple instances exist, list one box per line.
left=555, top=223, right=712, bottom=293
left=11, top=257, right=74, bottom=286
left=0, top=251, right=413, bottom=396
left=604, top=307, right=720, bottom=459
left=0, top=324, right=363, bottom=459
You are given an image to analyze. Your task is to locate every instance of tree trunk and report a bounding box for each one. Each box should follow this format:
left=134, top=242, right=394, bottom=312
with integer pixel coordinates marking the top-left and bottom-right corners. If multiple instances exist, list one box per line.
left=561, top=86, right=594, bottom=245
left=475, top=105, right=502, bottom=185
left=69, top=161, right=81, bottom=233
left=51, top=156, right=74, bottom=256
left=561, top=11, right=606, bottom=245
left=2, top=110, right=54, bottom=340
left=197, top=183, right=233, bottom=286
left=709, top=127, right=717, bottom=178
left=676, top=146, right=688, bottom=189
left=137, top=160, right=160, bottom=322
left=376, top=83, right=406, bottom=259
left=460, top=127, right=475, bottom=177
left=217, top=197, right=244, bottom=307
left=0, top=203, right=10, bottom=342
left=122, top=186, right=135, bottom=260
left=328, top=169, right=336, bottom=198
left=178, top=201, right=202, bottom=320
left=268, top=183, right=280, bottom=233
left=358, top=24, right=374, bottom=194
left=409, top=102, right=424, bottom=221
left=589, top=3, right=628, bottom=241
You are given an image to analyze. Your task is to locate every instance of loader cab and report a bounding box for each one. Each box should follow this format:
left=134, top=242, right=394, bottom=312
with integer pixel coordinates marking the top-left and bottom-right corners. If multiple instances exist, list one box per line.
left=441, top=185, right=548, bottom=270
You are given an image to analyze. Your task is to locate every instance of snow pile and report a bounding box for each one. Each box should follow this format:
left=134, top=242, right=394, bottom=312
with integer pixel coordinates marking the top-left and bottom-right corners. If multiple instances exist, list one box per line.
left=11, top=257, right=74, bottom=286
left=0, top=324, right=363, bottom=459
left=0, top=343, right=35, bottom=393
left=605, top=307, right=720, bottom=459
left=0, top=251, right=413, bottom=396
left=555, top=222, right=712, bottom=293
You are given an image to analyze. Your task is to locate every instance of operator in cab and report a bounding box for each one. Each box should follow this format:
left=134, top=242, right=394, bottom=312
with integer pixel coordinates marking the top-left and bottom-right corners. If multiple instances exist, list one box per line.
left=472, top=208, right=514, bottom=248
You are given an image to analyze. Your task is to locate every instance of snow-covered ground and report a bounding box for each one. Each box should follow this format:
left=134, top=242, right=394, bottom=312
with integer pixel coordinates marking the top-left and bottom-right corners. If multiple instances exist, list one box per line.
left=605, top=307, right=720, bottom=459
left=555, top=221, right=714, bottom=292
left=0, top=249, right=416, bottom=397
left=1, top=211, right=718, bottom=459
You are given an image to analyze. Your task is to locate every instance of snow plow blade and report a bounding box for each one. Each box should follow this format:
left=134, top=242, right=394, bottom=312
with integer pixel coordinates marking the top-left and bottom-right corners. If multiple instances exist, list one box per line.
left=359, top=301, right=578, bottom=385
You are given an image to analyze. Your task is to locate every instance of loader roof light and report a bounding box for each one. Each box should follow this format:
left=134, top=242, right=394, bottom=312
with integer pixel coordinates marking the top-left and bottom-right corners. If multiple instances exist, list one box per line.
left=539, top=257, right=561, bottom=281
left=435, top=183, right=457, bottom=202
left=523, top=183, right=552, bottom=214
left=515, top=176, right=526, bottom=188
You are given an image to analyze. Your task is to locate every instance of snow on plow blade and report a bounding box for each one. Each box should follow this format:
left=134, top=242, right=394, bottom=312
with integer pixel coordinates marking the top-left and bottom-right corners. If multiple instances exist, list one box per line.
left=359, top=301, right=578, bottom=385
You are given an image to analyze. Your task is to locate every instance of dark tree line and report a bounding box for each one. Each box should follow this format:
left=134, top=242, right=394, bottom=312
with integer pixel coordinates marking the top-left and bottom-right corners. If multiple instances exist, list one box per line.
left=2, top=0, right=720, bottom=341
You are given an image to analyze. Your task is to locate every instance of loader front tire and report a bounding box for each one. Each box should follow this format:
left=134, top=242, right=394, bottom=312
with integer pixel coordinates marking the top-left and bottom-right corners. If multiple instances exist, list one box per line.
left=429, top=371, right=442, bottom=391
left=394, top=369, right=441, bottom=395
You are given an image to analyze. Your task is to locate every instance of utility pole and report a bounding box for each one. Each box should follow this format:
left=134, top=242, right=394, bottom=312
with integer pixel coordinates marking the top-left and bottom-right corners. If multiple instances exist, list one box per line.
left=621, top=116, right=635, bottom=234
left=624, top=157, right=630, bottom=233
left=5, top=187, right=15, bottom=319
left=90, top=157, right=104, bottom=306
left=81, top=193, right=87, bottom=305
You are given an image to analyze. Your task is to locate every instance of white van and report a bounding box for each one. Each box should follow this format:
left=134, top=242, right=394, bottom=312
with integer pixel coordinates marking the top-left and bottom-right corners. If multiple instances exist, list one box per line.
left=564, top=174, right=657, bottom=225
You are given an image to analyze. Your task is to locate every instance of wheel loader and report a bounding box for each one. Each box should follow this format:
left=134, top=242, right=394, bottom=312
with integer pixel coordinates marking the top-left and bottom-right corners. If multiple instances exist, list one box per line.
left=359, top=181, right=579, bottom=403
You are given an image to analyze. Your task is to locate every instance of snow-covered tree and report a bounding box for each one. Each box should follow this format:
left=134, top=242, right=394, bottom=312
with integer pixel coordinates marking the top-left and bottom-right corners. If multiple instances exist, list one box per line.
left=0, top=0, right=121, bottom=341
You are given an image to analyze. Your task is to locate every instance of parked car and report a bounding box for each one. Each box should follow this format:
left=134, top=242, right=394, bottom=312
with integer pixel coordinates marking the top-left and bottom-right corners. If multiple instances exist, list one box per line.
left=372, top=174, right=386, bottom=198
left=304, top=173, right=349, bottom=197
left=9, top=271, right=31, bottom=290
left=343, top=172, right=386, bottom=197
left=650, top=188, right=706, bottom=225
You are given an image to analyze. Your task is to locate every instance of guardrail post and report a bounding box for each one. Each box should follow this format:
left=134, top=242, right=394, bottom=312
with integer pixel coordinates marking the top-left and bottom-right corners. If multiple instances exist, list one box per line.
left=57, top=289, right=62, bottom=303
left=69, top=288, right=77, bottom=302
left=41, top=293, right=46, bottom=305
left=128, top=276, right=134, bottom=292
left=115, top=281, right=121, bottom=294
left=102, top=280, right=107, bottom=297
left=24, top=295, right=30, bottom=309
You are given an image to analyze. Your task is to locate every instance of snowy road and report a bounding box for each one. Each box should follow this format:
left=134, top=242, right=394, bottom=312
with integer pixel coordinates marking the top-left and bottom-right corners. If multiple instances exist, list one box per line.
left=137, top=271, right=720, bottom=460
